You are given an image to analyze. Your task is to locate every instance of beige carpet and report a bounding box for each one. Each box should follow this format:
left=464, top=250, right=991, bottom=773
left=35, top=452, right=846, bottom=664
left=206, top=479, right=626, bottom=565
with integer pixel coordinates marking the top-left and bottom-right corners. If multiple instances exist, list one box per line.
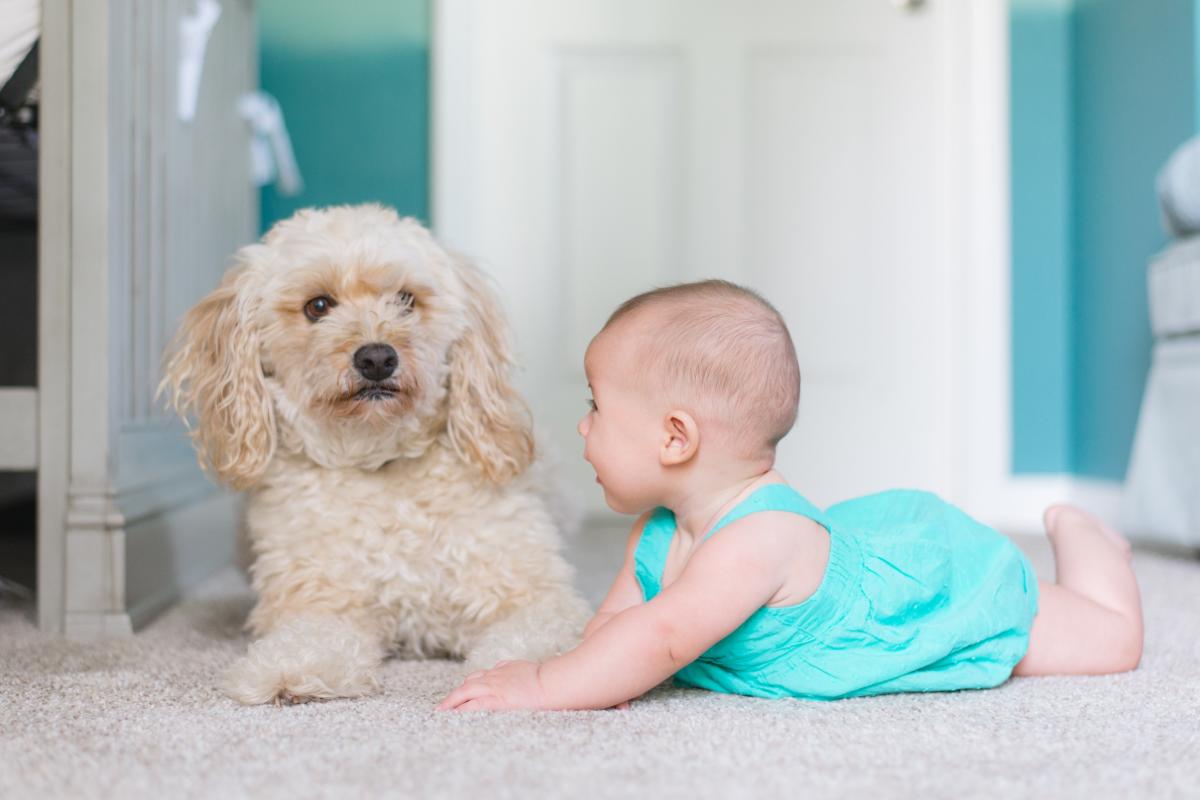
left=2, top=531, right=1198, bottom=799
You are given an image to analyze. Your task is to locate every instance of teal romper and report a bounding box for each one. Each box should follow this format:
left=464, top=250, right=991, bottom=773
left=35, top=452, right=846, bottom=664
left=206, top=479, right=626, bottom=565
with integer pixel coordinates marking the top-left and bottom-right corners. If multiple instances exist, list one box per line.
left=634, top=484, right=1040, bottom=700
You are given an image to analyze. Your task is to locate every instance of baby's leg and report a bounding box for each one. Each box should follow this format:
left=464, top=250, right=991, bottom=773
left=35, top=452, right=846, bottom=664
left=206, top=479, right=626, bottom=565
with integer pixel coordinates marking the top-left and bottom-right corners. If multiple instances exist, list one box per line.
left=1013, top=505, right=1143, bottom=676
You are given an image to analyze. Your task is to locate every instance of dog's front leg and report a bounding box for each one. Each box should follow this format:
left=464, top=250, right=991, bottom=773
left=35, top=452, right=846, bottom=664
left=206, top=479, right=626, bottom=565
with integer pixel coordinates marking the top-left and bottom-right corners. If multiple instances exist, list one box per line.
left=463, top=585, right=592, bottom=671
left=223, top=614, right=386, bottom=705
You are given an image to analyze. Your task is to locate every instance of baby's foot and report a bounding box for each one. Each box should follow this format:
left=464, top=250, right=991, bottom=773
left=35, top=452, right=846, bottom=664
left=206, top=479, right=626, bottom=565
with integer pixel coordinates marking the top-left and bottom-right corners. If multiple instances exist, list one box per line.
left=1044, top=504, right=1133, bottom=561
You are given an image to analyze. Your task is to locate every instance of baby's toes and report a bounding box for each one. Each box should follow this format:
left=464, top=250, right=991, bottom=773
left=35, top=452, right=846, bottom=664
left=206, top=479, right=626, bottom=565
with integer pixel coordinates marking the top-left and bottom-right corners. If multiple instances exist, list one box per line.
left=1042, top=503, right=1070, bottom=534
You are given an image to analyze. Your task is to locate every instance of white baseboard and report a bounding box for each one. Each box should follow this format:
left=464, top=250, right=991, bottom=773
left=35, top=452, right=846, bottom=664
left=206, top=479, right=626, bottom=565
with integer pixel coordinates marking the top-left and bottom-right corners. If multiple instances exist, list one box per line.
left=978, top=475, right=1124, bottom=536
left=64, top=611, right=134, bottom=639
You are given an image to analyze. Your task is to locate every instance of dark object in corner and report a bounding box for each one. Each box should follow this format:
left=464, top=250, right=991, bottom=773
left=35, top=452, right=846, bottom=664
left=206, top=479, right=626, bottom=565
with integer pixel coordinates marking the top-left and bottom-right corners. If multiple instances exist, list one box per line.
left=0, top=39, right=38, bottom=129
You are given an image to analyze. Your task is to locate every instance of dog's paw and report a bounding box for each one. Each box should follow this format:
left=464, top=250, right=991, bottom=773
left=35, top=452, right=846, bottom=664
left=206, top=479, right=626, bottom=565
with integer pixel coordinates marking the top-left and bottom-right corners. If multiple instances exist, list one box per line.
left=464, top=591, right=591, bottom=670
left=222, top=616, right=384, bottom=706
left=272, top=689, right=320, bottom=707
left=223, top=653, right=380, bottom=706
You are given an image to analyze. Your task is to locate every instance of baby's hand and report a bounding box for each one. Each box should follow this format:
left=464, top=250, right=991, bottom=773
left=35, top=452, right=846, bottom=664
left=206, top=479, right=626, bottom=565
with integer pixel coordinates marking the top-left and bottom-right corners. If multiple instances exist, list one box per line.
left=437, top=660, right=547, bottom=711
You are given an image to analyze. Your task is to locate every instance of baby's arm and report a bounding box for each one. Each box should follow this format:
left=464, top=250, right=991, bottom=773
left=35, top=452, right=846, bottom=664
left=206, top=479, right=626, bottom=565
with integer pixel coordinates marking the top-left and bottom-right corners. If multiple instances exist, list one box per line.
left=581, top=512, right=652, bottom=641
left=536, top=517, right=790, bottom=709
left=438, top=516, right=794, bottom=711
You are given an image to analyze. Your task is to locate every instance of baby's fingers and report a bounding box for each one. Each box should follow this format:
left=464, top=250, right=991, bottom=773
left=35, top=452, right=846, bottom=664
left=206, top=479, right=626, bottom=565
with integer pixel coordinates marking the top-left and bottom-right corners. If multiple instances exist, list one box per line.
left=436, top=680, right=492, bottom=711
left=456, top=695, right=506, bottom=712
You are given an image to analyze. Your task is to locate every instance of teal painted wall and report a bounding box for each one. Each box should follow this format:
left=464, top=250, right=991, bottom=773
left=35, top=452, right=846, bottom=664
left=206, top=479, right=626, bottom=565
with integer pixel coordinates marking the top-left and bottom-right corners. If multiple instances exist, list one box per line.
left=1010, top=0, right=1195, bottom=479
left=258, top=0, right=430, bottom=232
left=1070, top=0, right=1195, bottom=479
left=1011, top=0, right=1075, bottom=474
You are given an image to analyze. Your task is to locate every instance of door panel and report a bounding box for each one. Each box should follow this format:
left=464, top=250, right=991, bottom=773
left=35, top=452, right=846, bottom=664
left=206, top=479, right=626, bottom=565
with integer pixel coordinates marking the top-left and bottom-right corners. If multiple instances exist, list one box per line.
left=436, top=0, right=954, bottom=515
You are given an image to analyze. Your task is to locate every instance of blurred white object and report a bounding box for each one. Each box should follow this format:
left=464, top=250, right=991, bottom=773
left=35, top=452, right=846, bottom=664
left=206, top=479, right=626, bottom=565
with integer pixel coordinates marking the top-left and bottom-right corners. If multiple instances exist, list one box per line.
left=0, top=0, right=39, bottom=91
left=1123, top=236, right=1200, bottom=548
left=1148, top=237, right=1200, bottom=337
left=238, top=91, right=303, bottom=195
left=178, top=0, right=221, bottom=122
left=1122, top=337, right=1200, bottom=547
left=1157, top=135, right=1200, bottom=237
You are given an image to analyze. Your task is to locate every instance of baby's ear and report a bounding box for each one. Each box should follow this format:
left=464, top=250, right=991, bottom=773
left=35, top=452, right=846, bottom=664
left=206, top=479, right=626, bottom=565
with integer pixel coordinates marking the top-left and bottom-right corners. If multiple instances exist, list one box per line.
left=444, top=255, right=535, bottom=484
left=660, top=411, right=700, bottom=466
left=159, top=255, right=276, bottom=489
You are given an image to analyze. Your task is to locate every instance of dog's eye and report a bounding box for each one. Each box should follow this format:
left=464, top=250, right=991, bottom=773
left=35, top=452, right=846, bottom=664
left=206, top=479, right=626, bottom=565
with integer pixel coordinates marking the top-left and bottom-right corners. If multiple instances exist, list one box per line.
left=396, top=291, right=415, bottom=313
left=304, top=295, right=336, bottom=322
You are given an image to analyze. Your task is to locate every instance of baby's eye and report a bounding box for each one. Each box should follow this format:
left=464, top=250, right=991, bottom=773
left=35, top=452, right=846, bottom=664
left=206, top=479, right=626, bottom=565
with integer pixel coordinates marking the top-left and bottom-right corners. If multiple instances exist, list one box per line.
left=585, top=398, right=597, bottom=413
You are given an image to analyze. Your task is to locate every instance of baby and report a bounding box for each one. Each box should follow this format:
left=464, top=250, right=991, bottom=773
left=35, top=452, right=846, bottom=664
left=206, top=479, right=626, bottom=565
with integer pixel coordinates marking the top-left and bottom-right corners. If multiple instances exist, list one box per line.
left=438, top=280, right=1144, bottom=710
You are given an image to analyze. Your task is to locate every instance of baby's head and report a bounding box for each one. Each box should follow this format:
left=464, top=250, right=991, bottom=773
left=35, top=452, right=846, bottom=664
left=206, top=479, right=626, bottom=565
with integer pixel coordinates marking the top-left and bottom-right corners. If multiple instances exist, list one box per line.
left=579, top=280, right=800, bottom=512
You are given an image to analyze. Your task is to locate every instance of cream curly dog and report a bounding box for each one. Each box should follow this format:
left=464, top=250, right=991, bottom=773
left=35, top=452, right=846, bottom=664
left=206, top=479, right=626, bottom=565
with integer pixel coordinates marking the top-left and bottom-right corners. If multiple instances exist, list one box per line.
left=163, top=204, right=590, bottom=705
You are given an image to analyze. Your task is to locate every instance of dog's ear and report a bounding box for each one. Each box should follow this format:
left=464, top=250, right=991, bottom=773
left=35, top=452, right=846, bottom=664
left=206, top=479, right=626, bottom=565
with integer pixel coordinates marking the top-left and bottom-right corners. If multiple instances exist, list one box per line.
left=159, top=258, right=275, bottom=490
left=445, top=257, right=535, bottom=484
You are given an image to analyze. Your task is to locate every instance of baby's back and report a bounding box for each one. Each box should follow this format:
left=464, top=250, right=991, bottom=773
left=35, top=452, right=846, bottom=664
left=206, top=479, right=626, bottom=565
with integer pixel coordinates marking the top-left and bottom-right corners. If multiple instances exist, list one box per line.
left=668, top=487, right=1041, bottom=700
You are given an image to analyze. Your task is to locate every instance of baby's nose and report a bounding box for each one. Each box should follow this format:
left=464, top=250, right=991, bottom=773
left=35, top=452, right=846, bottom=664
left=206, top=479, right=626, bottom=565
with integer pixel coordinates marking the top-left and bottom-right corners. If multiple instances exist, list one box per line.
left=577, top=415, right=589, bottom=437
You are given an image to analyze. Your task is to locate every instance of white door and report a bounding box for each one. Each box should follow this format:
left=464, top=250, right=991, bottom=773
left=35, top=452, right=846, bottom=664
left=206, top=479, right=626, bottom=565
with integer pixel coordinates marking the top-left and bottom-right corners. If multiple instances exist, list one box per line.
left=435, top=0, right=977, bottom=517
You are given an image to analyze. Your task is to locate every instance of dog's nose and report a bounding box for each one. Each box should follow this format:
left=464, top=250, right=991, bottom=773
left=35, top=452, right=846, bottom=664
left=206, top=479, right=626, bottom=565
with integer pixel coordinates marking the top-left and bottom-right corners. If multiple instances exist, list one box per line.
left=353, top=343, right=398, bottom=381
